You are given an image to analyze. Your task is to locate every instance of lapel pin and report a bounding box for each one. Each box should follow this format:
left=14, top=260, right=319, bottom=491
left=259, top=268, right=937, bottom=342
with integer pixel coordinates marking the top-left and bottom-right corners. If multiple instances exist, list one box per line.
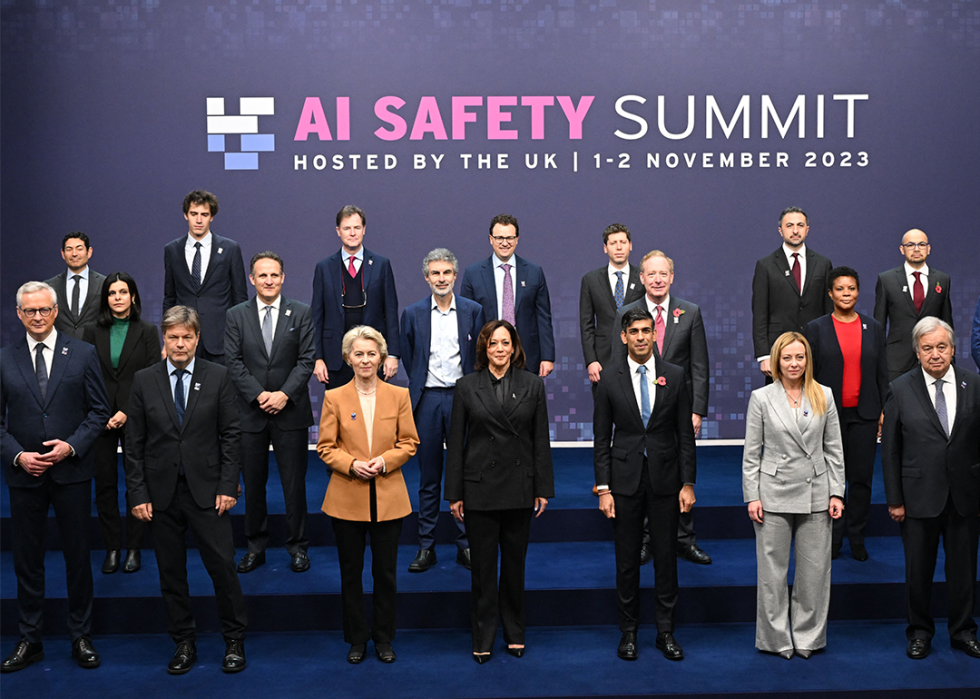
left=962, top=381, right=967, bottom=389
left=194, top=383, right=201, bottom=391
left=285, top=309, right=292, bottom=316
left=673, top=317, right=679, bottom=324
left=368, top=259, right=373, bottom=266
left=902, top=286, right=908, bottom=292
left=61, top=347, right=69, bottom=355
left=629, top=283, right=635, bottom=289
left=862, top=323, right=867, bottom=329
left=512, top=393, right=516, bottom=399
left=784, top=270, right=790, bottom=276
left=351, top=412, right=357, bottom=420
left=217, top=247, right=224, bottom=254
left=935, top=284, right=942, bottom=293
left=467, top=334, right=472, bottom=341
left=803, top=409, right=809, bottom=417
left=521, top=281, right=526, bottom=287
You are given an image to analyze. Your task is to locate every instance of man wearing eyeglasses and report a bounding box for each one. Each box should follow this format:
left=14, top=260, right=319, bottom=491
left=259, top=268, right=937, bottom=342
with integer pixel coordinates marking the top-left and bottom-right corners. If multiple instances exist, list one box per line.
left=311, top=205, right=400, bottom=388
left=1, top=281, right=110, bottom=673
left=874, top=229, right=954, bottom=381
left=461, top=213, right=555, bottom=377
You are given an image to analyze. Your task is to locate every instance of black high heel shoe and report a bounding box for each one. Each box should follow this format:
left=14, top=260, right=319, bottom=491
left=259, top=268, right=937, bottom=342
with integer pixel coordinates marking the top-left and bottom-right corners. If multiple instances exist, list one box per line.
left=473, top=652, right=491, bottom=664
left=506, top=646, right=525, bottom=658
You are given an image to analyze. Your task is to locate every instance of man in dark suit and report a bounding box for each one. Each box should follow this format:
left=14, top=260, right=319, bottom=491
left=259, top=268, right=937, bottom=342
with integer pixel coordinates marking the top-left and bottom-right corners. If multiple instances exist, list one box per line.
left=310, top=204, right=400, bottom=387
left=882, top=317, right=980, bottom=661
left=594, top=306, right=697, bottom=662
left=1, top=281, right=109, bottom=672
left=125, top=306, right=248, bottom=674
left=163, top=190, right=248, bottom=365
left=874, top=229, right=954, bottom=381
left=461, top=213, right=555, bottom=377
left=400, top=248, right=485, bottom=573
left=44, top=232, right=106, bottom=340
left=751, top=206, right=833, bottom=379
left=612, top=251, right=711, bottom=565
left=579, top=223, right=643, bottom=390
left=225, top=251, right=316, bottom=575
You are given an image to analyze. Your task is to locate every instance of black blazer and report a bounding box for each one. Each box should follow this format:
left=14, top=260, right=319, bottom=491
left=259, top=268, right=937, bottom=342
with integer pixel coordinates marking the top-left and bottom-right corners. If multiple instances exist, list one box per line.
left=873, top=266, right=954, bottom=378
left=445, top=367, right=555, bottom=510
left=224, top=296, right=316, bottom=432
left=163, top=234, right=248, bottom=356
left=45, top=269, right=107, bottom=340
left=579, top=265, right=644, bottom=368
left=593, top=357, right=697, bottom=497
left=124, top=359, right=241, bottom=511
left=804, top=313, right=889, bottom=422
left=752, top=247, right=833, bottom=358
left=82, top=319, right=161, bottom=414
left=611, top=296, right=709, bottom=416
left=882, top=366, right=980, bottom=519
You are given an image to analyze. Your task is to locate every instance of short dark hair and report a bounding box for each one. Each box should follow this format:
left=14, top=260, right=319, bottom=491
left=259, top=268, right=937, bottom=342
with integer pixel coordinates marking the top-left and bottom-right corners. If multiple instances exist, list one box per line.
left=161, top=305, right=201, bottom=335
left=336, top=205, right=365, bottom=227
left=489, top=213, right=519, bottom=238
left=778, top=206, right=807, bottom=225
left=182, top=190, right=219, bottom=216
left=62, top=232, right=91, bottom=249
left=474, top=320, right=527, bottom=372
left=603, top=223, right=631, bottom=244
left=97, top=272, right=143, bottom=327
left=621, top=306, right=654, bottom=333
left=250, top=251, right=284, bottom=275
left=826, top=266, right=860, bottom=291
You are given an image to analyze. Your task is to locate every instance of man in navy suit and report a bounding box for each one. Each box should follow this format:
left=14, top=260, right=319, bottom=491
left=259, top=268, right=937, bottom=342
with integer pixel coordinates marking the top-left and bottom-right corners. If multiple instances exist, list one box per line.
left=163, top=190, right=248, bottom=365
left=1, top=281, right=110, bottom=672
left=310, top=204, right=400, bottom=387
left=882, top=317, right=980, bottom=660
left=461, top=213, right=555, bottom=377
left=225, top=251, right=316, bottom=575
left=44, top=232, right=106, bottom=340
left=401, top=249, right=485, bottom=573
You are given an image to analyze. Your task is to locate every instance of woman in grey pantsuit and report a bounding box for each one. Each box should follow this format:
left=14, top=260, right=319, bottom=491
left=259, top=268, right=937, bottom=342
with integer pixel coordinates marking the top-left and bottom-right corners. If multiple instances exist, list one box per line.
left=743, top=331, right=845, bottom=659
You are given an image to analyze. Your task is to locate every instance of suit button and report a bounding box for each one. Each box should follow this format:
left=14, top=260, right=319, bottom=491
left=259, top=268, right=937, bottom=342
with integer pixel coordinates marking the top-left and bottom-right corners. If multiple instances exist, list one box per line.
left=782, top=454, right=787, bottom=460
left=806, top=478, right=811, bottom=483
left=490, top=461, right=495, bottom=467
left=490, top=436, right=494, bottom=441
left=516, top=459, right=520, bottom=465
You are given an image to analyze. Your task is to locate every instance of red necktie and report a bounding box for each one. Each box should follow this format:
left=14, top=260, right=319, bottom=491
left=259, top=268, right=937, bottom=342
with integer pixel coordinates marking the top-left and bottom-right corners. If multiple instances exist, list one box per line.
left=912, top=271, right=924, bottom=314
left=655, top=305, right=666, bottom=355
left=347, top=256, right=357, bottom=278
left=791, top=253, right=802, bottom=293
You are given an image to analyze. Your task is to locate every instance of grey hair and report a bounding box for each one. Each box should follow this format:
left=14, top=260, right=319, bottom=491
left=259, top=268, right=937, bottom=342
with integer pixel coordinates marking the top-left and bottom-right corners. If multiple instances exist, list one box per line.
left=16, top=281, right=57, bottom=308
left=342, top=325, right=388, bottom=364
left=422, top=248, right=459, bottom=277
left=162, top=305, right=201, bottom=335
left=912, top=316, right=955, bottom=353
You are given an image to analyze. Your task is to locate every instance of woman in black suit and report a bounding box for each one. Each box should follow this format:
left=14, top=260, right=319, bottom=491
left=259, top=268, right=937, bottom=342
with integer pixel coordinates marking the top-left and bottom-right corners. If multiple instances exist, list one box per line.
left=804, top=266, right=888, bottom=562
left=445, top=320, right=555, bottom=663
left=83, top=272, right=161, bottom=574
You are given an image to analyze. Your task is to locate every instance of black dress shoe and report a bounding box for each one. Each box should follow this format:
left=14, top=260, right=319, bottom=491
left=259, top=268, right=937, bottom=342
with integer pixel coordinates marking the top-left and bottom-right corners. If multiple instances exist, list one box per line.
left=102, top=550, right=120, bottom=574
left=167, top=641, right=197, bottom=675
left=951, top=637, right=980, bottom=658
left=472, top=652, right=491, bottom=664
left=347, top=644, right=367, bottom=664
left=1, top=640, right=44, bottom=673
left=656, top=632, right=684, bottom=660
left=617, top=632, right=638, bottom=660
left=408, top=549, right=437, bottom=573
left=222, top=639, right=246, bottom=673
left=71, top=637, right=100, bottom=669
left=831, top=542, right=842, bottom=560
left=291, top=551, right=310, bottom=573
left=237, top=552, right=265, bottom=574
left=639, top=544, right=653, bottom=565
left=906, top=638, right=930, bottom=660
left=678, top=544, right=712, bottom=565
left=851, top=543, right=869, bottom=562
left=375, top=642, right=396, bottom=663
left=123, top=549, right=141, bottom=573
left=456, top=548, right=472, bottom=570
left=506, top=646, right=525, bottom=658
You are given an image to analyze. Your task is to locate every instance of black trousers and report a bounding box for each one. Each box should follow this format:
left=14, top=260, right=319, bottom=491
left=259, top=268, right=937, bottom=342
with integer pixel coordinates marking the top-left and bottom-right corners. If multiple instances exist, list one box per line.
left=465, top=508, right=533, bottom=652
left=833, top=407, right=879, bottom=548
left=901, top=495, right=979, bottom=642
left=612, top=463, right=680, bottom=634
left=93, top=426, right=145, bottom=551
left=153, top=478, right=248, bottom=644
left=331, top=517, right=403, bottom=645
left=241, top=424, right=309, bottom=556
left=642, top=511, right=698, bottom=548
left=8, top=480, right=94, bottom=642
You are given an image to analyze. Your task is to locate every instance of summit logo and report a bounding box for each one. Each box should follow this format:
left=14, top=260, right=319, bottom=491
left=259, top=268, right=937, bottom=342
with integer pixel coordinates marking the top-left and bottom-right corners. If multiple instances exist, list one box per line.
left=206, top=97, right=275, bottom=170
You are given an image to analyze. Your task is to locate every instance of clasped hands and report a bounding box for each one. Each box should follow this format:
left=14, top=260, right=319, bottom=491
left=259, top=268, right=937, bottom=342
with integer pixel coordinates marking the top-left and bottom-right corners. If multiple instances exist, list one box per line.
left=350, top=456, right=386, bottom=481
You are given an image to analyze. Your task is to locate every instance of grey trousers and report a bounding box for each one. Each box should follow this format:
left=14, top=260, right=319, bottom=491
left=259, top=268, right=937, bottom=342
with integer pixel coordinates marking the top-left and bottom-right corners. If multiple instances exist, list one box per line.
left=753, top=511, right=832, bottom=653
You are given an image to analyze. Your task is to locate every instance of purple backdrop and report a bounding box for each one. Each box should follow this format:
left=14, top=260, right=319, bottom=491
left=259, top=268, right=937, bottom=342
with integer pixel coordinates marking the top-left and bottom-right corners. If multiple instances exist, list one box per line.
left=2, top=1, right=978, bottom=440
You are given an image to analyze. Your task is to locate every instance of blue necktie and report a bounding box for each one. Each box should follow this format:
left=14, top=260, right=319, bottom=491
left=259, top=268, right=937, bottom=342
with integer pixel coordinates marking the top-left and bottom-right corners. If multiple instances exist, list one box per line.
left=35, top=343, right=48, bottom=401
left=173, top=368, right=186, bottom=427
left=934, top=379, right=949, bottom=437
left=191, top=242, right=202, bottom=290
left=637, top=365, right=651, bottom=426
left=614, top=271, right=625, bottom=309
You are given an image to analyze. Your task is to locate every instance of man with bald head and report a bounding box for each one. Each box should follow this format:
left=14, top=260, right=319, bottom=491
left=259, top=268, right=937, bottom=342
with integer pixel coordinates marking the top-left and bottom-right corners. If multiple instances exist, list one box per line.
left=874, top=229, right=954, bottom=381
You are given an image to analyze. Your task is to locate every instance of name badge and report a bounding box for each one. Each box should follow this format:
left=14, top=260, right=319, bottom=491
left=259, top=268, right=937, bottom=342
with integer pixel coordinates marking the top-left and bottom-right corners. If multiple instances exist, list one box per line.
left=194, top=383, right=201, bottom=391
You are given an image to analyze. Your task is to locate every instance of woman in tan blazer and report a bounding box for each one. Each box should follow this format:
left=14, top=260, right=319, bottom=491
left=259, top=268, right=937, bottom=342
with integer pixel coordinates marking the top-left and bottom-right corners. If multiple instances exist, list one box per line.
left=317, top=326, right=419, bottom=665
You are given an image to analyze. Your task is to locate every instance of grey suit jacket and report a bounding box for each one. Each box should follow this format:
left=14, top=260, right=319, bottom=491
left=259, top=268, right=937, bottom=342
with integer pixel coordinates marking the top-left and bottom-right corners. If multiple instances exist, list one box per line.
left=579, top=265, right=643, bottom=368
left=45, top=269, right=107, bottom=340
left=742, top=381, right=844, bottom=513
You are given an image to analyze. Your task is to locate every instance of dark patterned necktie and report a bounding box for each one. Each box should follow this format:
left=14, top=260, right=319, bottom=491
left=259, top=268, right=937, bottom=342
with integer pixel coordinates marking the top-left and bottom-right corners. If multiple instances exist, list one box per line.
left=173, top=368, right=186, bottom=427
left=614, top=271, right=625, bottom=309
left=191, top=242, right=203, bottom=290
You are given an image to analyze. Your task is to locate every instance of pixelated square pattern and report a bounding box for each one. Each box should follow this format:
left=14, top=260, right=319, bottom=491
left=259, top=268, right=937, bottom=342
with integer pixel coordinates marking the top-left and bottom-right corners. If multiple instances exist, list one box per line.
left=206, top=97, right=275, bottom=170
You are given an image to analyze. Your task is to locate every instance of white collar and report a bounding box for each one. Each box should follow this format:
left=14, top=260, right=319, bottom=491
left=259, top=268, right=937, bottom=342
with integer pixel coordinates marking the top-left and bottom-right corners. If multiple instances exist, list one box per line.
left=27, top=328, right=58, bottom=353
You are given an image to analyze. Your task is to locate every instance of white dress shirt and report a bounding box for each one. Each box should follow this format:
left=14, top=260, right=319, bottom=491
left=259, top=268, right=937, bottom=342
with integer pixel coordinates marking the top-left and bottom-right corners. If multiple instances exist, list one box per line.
left=168, top=357, right=196, bottom=404
left=184, top=232, right=213, bottom=279
left=426, top=295, right=464, bottom=388
left=26, top=329, right=58, bottom=378
left=922, top=365, right=957, bottom=433
left=904, top=261, right=931, bottom=302
left=493, top=254, right=517, bottom=320
left=64, top=267, right=90, bottom=314
left=782, top=243, right=807, bottom=294
left=608, top=263, right=631, bottom=297
left=627, top=353, right=658, bottom=418
left=257, top=297, right=280, bottom=338
left=342, top=247, right=364, bottom=276
left=645, top=294, right=671, bottom=325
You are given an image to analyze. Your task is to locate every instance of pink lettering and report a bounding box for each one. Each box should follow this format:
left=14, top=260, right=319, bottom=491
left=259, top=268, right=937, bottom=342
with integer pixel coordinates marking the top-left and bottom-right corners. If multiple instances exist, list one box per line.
left=487, top=96, right=518, bottom=140
left=374, top=96, right=407, bottom=141
left=409, top=97, right=448, bottom=140
left=557, top=95, right=595, bottom=139
left=452, top=96, right=483, bottom=140
left=520, top=96, right=554, bottom=140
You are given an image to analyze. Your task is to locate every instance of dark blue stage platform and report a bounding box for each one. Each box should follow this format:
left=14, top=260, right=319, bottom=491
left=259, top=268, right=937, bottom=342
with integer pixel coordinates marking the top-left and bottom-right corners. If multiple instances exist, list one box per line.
left=2, top=446, right=978, bottom=698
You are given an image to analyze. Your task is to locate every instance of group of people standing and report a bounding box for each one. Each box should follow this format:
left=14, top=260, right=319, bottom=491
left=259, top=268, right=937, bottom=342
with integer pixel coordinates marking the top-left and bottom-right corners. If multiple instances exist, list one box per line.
left=1, top=196, right=978, bottom=679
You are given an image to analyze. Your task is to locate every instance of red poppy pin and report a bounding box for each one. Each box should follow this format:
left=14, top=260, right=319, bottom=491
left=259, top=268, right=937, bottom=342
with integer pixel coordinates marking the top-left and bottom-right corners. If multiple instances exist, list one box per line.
left=935, top=284, right=942, bottom=294
left=672, top=308, right=685, bottom=318
left=656, top=376, right=667, bottom=386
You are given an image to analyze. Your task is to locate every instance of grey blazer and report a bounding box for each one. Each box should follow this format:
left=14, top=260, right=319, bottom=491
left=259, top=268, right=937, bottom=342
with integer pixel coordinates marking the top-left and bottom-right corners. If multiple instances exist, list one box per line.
left=742, top=381, right=844, bottom=514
